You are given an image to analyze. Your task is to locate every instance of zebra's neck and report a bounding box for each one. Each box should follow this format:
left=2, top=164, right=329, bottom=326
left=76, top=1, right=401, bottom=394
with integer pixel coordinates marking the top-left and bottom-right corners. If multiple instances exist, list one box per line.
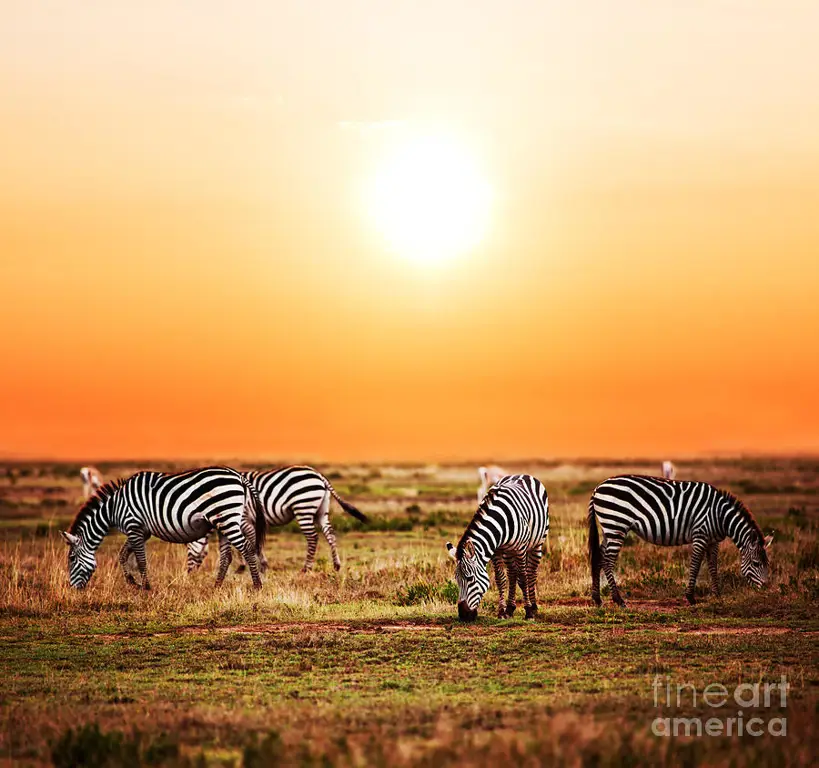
left=75, top=494, right=116, bottom=552
left=721, top=497, right=758, bottom=550
left=460, top=533, right=492, bottom=565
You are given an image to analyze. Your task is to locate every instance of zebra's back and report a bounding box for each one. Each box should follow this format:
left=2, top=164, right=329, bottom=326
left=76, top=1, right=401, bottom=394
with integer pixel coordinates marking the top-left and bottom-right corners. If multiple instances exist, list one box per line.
left=123, top=467, right=247, bottom=544
left=245, top=466, right=328, bottom=526
left=465, top=474, right=549, bottom=556
left=591, top=475, right=720, bottom=546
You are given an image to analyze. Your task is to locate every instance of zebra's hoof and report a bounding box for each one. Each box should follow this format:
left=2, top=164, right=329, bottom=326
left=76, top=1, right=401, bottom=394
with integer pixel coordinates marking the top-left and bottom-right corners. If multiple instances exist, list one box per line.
left=685, top=593, right=696, bottom=606
left=524, top=605, right=538, bottom=620
left=505, top=602, right=517, bottom=618
left=497, top=608, right=508, bottom=619
left=613, top=595, right=626, bottom=608
left=142, top=582, right=152, bottom=591
left=591, top=593, right=602, bottom=607
left=333, top=562, right=342, bottom=572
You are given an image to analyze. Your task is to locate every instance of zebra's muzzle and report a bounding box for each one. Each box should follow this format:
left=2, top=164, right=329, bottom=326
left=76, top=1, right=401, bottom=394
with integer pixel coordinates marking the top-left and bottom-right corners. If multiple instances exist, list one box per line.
left=457, top=601, right=478, bottom=622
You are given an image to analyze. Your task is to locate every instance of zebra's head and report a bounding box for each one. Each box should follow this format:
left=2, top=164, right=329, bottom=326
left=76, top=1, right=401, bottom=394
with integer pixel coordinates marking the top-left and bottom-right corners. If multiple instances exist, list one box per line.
left=446, top=540, right=489, bottom=622
left=186, top=538, right=209, bottom=572
left=740, top=534, right=773, bottom=587
left=61, top=531, right=97, bottom=589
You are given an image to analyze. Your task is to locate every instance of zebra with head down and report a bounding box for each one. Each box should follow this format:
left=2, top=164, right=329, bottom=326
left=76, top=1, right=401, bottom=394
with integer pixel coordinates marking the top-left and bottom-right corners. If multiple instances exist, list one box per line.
left=446, top=474, right=549, bottom=622
left=588, top=475, right=773, bottom=606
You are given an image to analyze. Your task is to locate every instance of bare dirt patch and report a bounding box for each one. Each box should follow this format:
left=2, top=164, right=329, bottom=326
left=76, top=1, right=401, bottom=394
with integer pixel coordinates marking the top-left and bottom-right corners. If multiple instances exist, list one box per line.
left=72, top=618, right=817, bottom=642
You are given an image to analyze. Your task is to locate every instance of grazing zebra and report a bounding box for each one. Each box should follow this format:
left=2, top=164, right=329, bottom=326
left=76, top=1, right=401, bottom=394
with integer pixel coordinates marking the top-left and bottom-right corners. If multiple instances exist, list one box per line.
left=662, top=461, right=676, bottom=480
left=588, top=475, right=773, bottom=607
left=446, top=474, right=549, bottom=621
left=80, top=466, right=103, bottom=499
left=186, top=466, right=367, bottom=574
left=477, top=464, right=506, bottom=503
left=61, top=467, right=266, bottom=590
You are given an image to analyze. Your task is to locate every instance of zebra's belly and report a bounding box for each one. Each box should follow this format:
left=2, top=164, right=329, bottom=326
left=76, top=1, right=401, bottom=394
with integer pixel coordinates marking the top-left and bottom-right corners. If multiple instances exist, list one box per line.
left=630, top=520, right=692, bottom=547
left=142, top=511, right=214, bottom=544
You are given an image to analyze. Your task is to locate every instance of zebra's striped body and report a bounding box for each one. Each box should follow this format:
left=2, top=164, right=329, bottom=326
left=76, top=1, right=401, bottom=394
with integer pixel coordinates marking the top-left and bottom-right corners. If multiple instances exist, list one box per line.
left=61, top=467, right=266, bottom=590
left=447, top=474, right=549, bottom=621
left=588, top=475, right=772, bottom=606
left=80, top=466, right=103, bottom=499
left=186, top=466, right=367, bottom=574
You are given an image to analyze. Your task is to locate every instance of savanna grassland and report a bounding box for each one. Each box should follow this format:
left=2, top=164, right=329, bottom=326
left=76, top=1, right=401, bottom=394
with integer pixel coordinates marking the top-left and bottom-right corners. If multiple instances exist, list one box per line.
left=0, top=458, right=817, bottom=767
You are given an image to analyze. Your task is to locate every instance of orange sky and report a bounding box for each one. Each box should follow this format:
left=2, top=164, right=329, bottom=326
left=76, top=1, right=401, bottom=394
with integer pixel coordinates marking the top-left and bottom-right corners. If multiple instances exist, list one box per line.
left=1, top=2, right=818, bottom=461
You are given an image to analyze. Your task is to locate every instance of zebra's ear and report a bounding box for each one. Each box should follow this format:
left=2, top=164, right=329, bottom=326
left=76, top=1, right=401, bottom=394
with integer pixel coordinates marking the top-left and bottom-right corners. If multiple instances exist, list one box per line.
left=61, top=531, right=79, bottom=546
left=464, top=540, right=476, bottom=559
left=446, top=542, right=457, bottom=560
left=764, top=534, right=774, bottom=549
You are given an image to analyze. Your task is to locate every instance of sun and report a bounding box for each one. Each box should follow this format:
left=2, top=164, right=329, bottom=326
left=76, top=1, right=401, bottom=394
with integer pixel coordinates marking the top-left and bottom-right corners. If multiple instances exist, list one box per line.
left=366, top=134, right=492, bottom=266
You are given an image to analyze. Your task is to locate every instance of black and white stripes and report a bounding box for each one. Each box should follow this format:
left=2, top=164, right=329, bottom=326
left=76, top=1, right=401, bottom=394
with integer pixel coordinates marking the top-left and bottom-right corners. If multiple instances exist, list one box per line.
left=62, top=466, right=266, bottom=590
left=446, top=474, right=549, bottom=621
left=588, top=475, right=772, bottom=606
left=186, top=466, right=367, bottom=574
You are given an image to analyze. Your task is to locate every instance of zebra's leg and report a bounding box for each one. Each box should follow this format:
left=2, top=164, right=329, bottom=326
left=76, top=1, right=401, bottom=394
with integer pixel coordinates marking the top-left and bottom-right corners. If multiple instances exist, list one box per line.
left=317, top=493, right=341, bottom=571
left=214, top=533, right=234, bottom=587
left=296, top=511, right=320, bottom=572
left=591, top=537, right=603, bottom=608
left=118, top=542, right=138, bottom=586
left=236, top=516, right=263, bottom=590
left=685, top=539, right=708, bottom=605
left=236, top=546, right=266, bottom=574
left=503, top=554, right=518, bottom=617
left=215, top=514, right=263, bottom=590
left=707, top=543, right=720, bottom=597
left=491, top=554, right=509, bottom=618
left=238, top=541, right=263, bottom=590
left=511, top=553, right=536, bottom=618
left=524, top=545, right=544, bottom=619
left=127, top=532, right=151, bottom=591
left=186, top=534, right=209, bottom=573
left=602, top=536, right=626, bottom=607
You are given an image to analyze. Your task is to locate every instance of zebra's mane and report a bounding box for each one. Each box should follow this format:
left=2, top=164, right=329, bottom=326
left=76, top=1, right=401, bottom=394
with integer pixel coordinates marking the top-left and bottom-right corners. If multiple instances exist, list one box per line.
left=456, top=482, right=506, bottom=559
left=68, top=478, right=126, bottom=534
left=721, top=489, right=767, bottom=562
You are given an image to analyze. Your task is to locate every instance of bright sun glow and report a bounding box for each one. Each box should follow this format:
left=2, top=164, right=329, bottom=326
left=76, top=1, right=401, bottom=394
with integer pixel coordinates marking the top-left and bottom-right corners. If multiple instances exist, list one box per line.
left=366, top=135, right=492, bottom=265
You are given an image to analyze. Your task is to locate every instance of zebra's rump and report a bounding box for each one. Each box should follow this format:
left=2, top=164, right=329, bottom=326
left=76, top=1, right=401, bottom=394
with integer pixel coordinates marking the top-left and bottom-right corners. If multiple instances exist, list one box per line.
left=246, top=466, right=329, bottom=525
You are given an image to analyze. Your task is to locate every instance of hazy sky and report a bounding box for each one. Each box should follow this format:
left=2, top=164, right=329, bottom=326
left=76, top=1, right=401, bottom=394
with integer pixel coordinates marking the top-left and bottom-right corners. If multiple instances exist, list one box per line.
left=1, top=1, right=818, bottom=460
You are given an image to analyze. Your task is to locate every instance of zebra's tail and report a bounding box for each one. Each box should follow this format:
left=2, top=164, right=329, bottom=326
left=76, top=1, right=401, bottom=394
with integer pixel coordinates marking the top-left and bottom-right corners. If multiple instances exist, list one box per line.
left=240, top=474, right=267, bottom=552
left=324, top=477, right=368, bottom=523
left=588, top=496, right=603, bottom=606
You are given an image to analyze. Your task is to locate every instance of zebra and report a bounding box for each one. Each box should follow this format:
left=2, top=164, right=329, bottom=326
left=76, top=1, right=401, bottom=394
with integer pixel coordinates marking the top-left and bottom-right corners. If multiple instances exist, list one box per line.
left=186, top=466, right=368, bottom=574
left=662, top=461, right=676, bottom=480
left=588, top=475, right=773, bottom=607
left=446, top=474, right=549, bottom=622
left=477, top=465, right=506, bottom=503
left=80, top=466, right=103, bottom=499
left=61, top=466, right=266, bottom=590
